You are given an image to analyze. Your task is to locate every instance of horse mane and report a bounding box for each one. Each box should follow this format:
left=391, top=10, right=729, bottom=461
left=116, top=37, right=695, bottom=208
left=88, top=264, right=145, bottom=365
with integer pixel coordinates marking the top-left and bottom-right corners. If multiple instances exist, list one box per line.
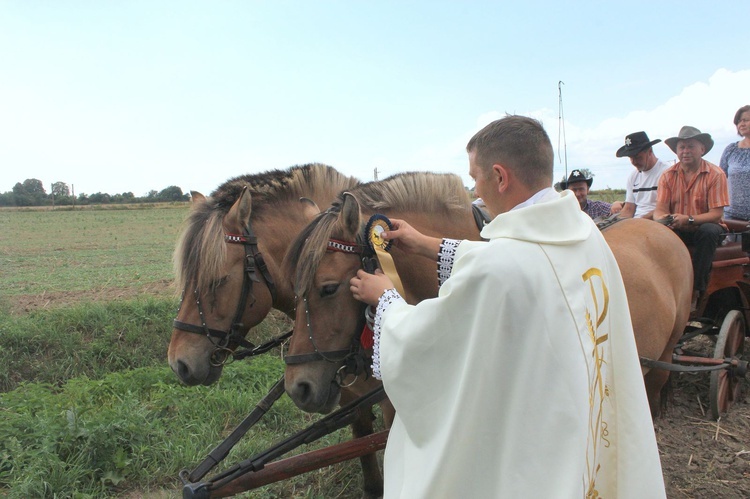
left=354, top=171, right=469, bottom=213
left=210, top=163, right=359, bottom=219
left=285, top=171, right=471, bottom=296
left=173, top=163, right=359, bottom=294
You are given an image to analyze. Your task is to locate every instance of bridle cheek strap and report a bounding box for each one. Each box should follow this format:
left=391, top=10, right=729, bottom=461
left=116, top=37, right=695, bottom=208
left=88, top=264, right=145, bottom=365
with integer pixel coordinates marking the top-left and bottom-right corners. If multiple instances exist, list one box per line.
left=172, top=223, right=276, bottom=363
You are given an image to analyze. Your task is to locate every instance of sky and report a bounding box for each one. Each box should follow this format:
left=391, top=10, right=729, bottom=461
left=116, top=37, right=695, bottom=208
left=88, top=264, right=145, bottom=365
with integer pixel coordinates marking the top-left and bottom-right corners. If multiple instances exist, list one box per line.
left=1, top=1, right=748, bottom=197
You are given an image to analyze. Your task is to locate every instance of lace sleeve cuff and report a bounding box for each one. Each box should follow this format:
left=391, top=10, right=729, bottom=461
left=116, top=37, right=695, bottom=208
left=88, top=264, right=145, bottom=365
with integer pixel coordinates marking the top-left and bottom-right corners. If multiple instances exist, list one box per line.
left=371, top=288, right=405, bottom=380
left=437, top=238, right=460, bottom=287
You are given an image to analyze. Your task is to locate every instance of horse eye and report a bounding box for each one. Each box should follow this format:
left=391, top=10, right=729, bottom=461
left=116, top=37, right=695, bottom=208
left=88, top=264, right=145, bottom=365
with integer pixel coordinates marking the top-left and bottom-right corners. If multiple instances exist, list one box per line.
left=212, top=275, right=229, bottom=289
left=320, top=283, right=339, bottom=297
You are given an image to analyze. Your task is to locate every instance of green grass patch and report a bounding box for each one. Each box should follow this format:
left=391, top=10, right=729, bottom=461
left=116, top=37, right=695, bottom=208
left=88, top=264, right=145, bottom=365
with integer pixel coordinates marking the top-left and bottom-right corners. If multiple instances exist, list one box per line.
left=0, top=360, right=369, bottom=498
left=0, top=206, right=188, bottom=298
left=0, top=300, right=374, bottom=498
left=0, top=297, right=177, bottom=392
left=589, top=188, right=625, bottom=204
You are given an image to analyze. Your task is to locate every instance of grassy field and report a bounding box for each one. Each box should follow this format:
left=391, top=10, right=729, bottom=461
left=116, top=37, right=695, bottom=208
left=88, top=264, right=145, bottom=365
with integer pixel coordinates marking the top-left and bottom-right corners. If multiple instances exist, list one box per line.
left=0, top=204, right=187, bottom=301
left=0, top=205, right=377, bottom=498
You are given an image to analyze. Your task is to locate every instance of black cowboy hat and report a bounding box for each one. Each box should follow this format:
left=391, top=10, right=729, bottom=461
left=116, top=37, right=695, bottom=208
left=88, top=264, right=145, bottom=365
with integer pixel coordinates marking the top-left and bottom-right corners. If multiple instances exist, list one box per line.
left=615, top=131, right=661, bottom=158
left=664, top=125, right=714, bottom=155
left=559, top=169, right=592, bottom=190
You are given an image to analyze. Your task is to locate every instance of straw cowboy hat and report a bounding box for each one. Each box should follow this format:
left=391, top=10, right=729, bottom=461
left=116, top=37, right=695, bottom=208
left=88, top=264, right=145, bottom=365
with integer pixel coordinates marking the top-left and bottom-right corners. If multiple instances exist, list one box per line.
left=664, top=126, right=714, bottom=155
left=559, top=169, right=592, bottom=189
left=616, top=131, right=661, bottom=157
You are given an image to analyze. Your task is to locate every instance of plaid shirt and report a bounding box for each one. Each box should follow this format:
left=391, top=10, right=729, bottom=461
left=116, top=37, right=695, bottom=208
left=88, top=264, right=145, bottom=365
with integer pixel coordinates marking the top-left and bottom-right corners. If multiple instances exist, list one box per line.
left=582, top=200, right=611, bottom=220
left=656, top=159, right=728, bottom=215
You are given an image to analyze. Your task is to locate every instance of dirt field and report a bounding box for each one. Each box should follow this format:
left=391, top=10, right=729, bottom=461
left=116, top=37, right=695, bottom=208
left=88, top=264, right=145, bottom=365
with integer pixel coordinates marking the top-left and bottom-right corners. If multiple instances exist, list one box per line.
left=657, top=334, right=750, bottom=498
left=7, top=289, right=750, bottom=497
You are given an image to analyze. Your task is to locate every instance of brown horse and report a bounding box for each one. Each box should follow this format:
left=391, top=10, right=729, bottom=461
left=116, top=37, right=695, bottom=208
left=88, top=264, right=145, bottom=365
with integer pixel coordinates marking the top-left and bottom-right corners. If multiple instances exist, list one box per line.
left=168, top=164, right=396, bottom=498
left=283, top=172, right=483, bottom=415
left=168, top=163, right=359, bottom=386
left=284, top=181, right=692, bottom=418
left=602, top=218, right=693, bottom=414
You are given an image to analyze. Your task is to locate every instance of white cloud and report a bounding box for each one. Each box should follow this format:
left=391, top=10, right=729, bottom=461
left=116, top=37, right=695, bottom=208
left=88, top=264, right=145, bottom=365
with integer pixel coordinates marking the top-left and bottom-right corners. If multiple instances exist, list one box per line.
left=553, top=68, right=750, bottom=189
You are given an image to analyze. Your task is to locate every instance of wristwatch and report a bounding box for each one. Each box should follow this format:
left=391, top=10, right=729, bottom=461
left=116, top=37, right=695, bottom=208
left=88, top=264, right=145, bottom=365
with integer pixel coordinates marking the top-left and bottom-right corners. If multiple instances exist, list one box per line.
left=688, top=216, right=695, bottom=225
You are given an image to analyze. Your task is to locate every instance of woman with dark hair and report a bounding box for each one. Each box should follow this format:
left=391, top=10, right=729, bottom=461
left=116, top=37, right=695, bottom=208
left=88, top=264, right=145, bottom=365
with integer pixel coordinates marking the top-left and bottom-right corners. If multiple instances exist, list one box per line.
left=720, top=105, right=750, bottom=220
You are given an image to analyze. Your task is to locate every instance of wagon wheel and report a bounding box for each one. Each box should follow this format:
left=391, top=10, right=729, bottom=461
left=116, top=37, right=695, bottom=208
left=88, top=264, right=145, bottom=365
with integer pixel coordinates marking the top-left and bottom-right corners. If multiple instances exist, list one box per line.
left=709, top=310, right=746, bottom=420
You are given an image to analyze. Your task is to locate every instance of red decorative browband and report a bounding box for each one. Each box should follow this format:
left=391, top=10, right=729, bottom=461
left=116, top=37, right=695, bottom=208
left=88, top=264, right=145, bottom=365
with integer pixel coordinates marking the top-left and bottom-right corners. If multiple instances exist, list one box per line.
left=327, top=239, right=365, bottom=254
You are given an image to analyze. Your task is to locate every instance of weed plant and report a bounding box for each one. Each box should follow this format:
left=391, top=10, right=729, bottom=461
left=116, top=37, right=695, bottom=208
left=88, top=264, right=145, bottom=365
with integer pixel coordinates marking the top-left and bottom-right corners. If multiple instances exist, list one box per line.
left=0, top=297, right=178, bottom=392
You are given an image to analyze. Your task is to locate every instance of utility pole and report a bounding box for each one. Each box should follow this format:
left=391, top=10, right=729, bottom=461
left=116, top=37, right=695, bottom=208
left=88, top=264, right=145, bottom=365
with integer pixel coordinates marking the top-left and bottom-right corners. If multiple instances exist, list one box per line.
left=373, top=168, right=379, bottom=181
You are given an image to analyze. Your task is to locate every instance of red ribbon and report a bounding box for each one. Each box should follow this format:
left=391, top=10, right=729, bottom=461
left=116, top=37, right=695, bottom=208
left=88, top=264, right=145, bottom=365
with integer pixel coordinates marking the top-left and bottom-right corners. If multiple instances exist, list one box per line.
left=360, top=324, right=374, bottom=349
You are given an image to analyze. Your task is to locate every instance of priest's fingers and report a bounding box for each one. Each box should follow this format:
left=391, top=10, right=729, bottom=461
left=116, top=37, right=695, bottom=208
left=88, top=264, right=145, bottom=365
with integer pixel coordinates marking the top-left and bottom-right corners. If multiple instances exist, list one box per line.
left=382, top=219, right=439, bottom=258
left=350, top=270, right=392, bottom=306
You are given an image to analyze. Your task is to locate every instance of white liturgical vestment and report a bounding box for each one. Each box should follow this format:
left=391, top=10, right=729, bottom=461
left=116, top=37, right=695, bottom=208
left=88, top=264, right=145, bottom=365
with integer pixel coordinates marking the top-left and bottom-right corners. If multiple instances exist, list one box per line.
left=374, top=190, right=665, bottom=498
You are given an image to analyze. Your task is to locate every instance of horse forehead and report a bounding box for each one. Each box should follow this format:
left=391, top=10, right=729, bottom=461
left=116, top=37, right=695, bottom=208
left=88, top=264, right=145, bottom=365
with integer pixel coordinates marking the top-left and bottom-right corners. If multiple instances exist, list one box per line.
left=315, top=251, right=360, bottom=280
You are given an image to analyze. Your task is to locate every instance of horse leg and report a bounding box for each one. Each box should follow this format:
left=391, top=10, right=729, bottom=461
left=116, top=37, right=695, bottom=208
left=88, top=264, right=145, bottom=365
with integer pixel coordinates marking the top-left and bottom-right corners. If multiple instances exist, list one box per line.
left=643, top=368, right=670, bottom=418
left=644, top=317, right=685, bottom=418
left=340, top=389, right=384, bottom=499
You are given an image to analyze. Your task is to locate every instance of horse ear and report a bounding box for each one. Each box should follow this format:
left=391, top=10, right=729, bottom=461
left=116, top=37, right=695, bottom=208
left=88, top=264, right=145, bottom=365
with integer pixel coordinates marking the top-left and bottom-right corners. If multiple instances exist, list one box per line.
left=299, top=197, right=320, bottom=221
left=227, top=186, right=253, bottom=230
left=190, top=191, right=206, bottom=204
left=339, top=192, right=361, bottom=239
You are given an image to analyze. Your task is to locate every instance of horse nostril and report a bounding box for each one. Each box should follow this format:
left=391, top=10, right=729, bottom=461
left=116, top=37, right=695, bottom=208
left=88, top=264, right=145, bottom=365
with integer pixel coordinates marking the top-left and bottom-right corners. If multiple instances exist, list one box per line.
left=294, top=381, right=312, bottom=404
left=176, top=360, right=190, bottom=380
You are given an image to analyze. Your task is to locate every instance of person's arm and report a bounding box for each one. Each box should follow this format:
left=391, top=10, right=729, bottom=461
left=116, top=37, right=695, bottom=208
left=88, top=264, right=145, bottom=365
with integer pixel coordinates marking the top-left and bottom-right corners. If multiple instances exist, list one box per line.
left=667, top=207, right=723, bottom=229
left=653, top=198, right=672, bottom=222
left=618, top=202, right=636, bottom=219
left=640, top=209, right=656, bottom=220
left=382, top=218, right=442, bottom=260
left=695, top=207, right=724, bottom=225
left=653, top=175, right=673, bottom=222
left=720, top=144, right=732, bottom=173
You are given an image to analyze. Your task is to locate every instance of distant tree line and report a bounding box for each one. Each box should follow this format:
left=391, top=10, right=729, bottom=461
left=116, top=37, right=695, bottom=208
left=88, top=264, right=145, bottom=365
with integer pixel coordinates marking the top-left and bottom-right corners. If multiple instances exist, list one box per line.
left=0, top=179, right=190, bottom=207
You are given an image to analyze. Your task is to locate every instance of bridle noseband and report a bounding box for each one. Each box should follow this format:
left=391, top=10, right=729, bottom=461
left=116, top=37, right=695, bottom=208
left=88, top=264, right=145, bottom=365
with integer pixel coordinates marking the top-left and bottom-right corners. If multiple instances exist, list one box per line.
left=173, top=222, right=282, bottom=366
left=283, top=237, right=378, bottom=385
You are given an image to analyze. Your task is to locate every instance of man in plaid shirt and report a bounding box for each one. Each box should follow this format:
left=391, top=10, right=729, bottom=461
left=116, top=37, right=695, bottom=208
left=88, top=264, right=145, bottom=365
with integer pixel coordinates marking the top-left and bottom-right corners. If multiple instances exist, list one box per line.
left=559, top=169, right=612, bottom=220
left=654, top=126, right=729, bottom=312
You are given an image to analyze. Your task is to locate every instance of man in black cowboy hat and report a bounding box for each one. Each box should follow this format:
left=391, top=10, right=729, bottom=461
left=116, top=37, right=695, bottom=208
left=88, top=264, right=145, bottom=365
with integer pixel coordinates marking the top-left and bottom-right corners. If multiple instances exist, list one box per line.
left=654, top=125, right=729, bottom=312
left=613, top=131, right=669, bottom=219
left=558, top=169, right=611, bottom=220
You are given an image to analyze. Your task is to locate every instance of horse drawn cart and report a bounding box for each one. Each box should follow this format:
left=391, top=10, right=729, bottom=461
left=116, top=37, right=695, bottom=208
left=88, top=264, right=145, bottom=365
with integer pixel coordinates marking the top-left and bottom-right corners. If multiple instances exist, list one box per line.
left=640, top=219, right=750, bottom=420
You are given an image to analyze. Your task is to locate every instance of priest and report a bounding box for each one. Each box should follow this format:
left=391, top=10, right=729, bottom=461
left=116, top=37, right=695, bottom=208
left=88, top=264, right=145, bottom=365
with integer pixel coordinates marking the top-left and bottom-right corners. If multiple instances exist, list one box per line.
left=349, top=115, right=666, bottom=498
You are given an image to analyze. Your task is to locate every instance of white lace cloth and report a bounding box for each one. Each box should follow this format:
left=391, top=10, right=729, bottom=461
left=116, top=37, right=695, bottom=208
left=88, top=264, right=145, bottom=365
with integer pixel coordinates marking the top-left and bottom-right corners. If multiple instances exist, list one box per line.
left=437, top=238, right=460, bottom=286
left=371, top=289, right=405, bottom=379
left=371, top=238, right=458, bottom=379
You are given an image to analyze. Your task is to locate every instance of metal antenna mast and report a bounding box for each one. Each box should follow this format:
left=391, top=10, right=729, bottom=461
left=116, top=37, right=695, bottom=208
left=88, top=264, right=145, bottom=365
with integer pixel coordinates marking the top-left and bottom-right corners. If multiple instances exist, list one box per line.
left=558, top=81, right=568, bottom=179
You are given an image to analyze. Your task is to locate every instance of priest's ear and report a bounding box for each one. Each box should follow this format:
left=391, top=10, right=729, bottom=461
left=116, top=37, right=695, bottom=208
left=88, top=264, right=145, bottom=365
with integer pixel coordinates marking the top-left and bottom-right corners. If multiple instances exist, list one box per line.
left=491, top=163, right=511, bottom=194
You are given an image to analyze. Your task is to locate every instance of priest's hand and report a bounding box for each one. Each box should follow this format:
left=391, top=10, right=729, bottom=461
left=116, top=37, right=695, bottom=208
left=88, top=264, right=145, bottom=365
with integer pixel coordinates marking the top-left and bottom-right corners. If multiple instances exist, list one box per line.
left=350, top=269, right=394, bottom=306
left=383, top=218, right=442, bottom=260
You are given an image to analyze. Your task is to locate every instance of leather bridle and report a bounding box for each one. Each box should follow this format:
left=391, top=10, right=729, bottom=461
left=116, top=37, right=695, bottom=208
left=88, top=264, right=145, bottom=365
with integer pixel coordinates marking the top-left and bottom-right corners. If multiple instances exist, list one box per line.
left=283, top=237, right=378, bottom=385
left=173, top=223, right=282, bottom=366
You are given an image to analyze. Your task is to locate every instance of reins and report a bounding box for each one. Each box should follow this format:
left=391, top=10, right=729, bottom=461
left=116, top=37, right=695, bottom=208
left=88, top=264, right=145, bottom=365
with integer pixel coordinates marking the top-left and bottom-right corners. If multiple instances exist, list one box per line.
left=173, top=222, right=285, bottom=365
